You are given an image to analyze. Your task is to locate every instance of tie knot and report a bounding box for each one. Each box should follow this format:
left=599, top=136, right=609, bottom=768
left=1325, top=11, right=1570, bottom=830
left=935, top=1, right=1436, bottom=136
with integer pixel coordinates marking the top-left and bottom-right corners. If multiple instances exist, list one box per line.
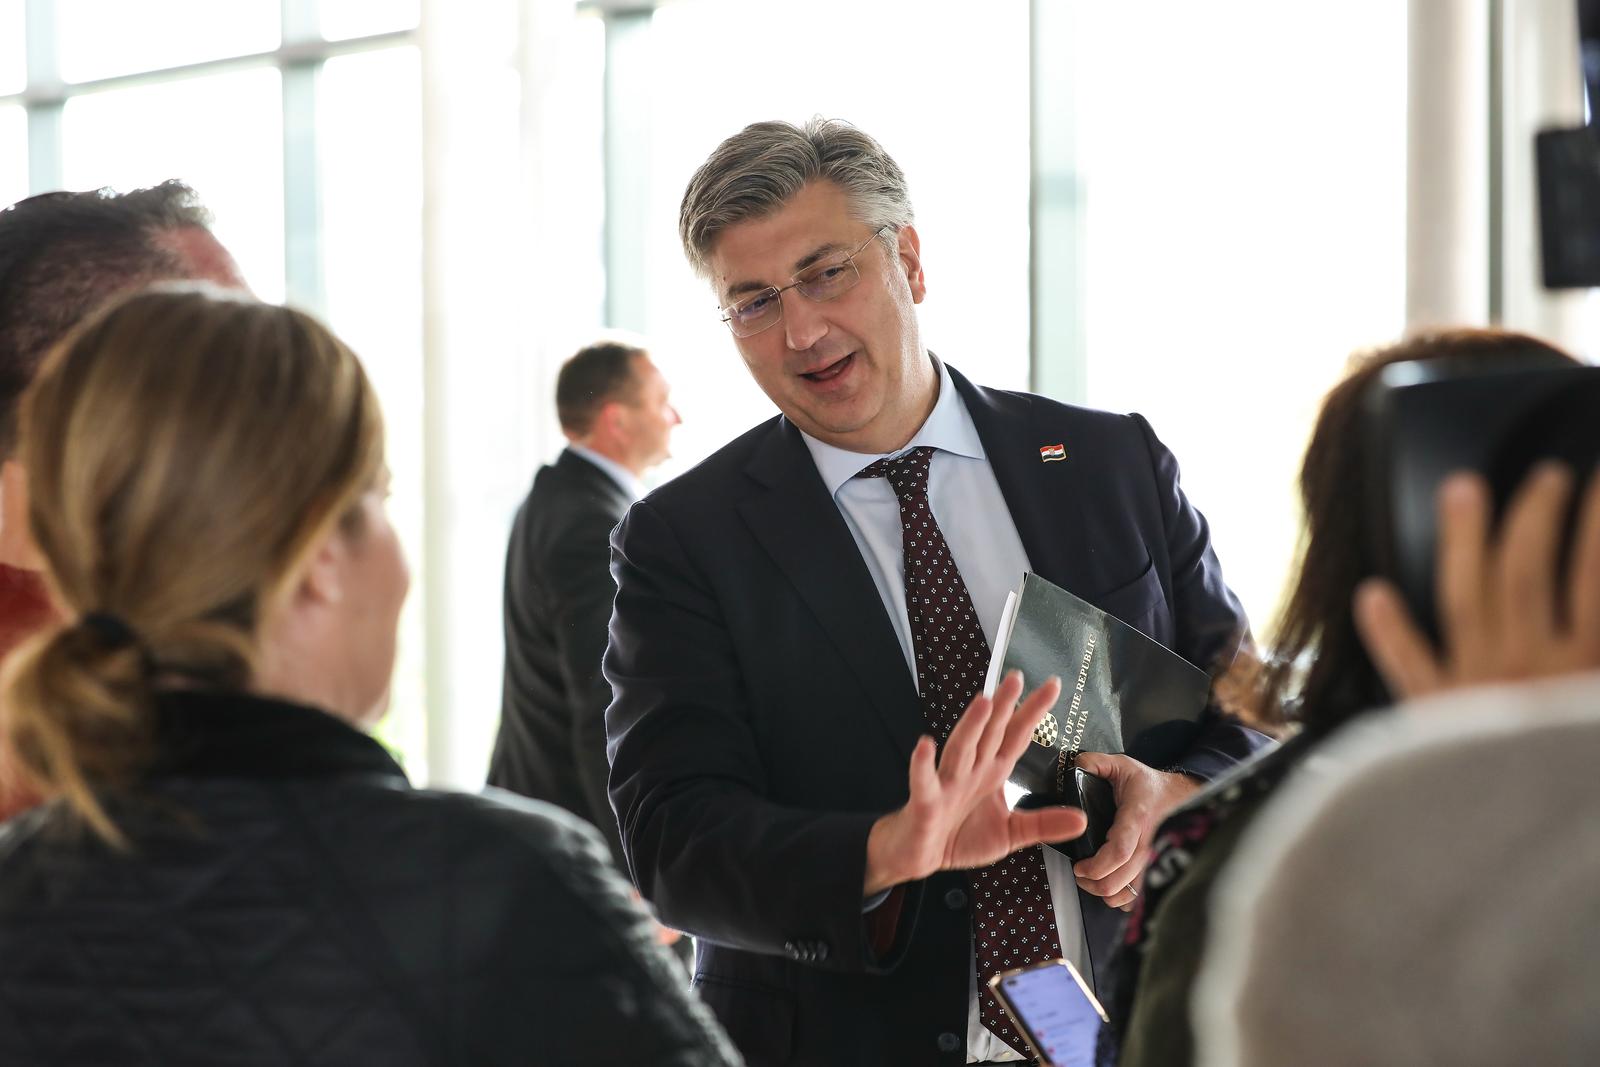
left=855, top=446, right=935, bottom=499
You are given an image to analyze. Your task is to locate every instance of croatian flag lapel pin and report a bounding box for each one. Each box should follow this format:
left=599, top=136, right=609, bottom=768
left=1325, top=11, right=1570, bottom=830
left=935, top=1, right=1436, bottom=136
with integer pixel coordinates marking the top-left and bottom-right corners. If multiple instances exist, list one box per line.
left=1039, top=443, right=1066, bottom=463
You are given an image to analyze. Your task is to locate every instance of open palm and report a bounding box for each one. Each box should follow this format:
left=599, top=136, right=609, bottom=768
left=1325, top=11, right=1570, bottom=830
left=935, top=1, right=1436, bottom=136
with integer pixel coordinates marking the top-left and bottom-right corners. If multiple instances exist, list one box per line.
left=1355, top=467, right=1600, bottom=699
left=864, top=672, right=1088, bottom=895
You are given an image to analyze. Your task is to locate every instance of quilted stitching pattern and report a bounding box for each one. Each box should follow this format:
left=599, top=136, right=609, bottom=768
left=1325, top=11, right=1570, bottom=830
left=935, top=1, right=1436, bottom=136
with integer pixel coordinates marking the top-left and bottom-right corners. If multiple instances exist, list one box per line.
left=0, top=778, right=740, bottom=1067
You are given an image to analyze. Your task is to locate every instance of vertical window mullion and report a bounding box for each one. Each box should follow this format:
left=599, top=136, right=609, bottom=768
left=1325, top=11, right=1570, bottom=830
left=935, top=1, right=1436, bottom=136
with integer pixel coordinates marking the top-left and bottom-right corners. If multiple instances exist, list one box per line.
left=24, top=0, right=62, bottom=193
left=1028, top=0, right=1086, bottom=404
left=281, top=0, right=325, bottom=313
left=601, top=8, right=651, bottom=331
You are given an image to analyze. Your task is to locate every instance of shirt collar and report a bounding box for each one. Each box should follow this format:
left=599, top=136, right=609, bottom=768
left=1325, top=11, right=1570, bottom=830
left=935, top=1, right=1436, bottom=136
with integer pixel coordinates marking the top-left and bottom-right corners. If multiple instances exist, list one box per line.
left=799, top=356, right=987, bottom=497
left=567, top=444, right=646, bottom=500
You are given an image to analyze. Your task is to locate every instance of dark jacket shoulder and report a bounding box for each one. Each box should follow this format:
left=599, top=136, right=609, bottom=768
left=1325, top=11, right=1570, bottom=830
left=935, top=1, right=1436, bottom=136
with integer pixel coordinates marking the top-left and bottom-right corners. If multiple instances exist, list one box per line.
left=0, top=691, right=740, bottom=1067
left=635, top=415, right=785, bottom=515
left=522, top=449, right=634, bottom=540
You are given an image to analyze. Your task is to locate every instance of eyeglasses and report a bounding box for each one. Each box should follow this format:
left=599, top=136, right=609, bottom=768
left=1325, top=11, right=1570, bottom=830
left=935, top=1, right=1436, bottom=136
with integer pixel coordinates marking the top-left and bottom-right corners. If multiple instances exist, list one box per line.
left=718, top=226, right=889, bottom=338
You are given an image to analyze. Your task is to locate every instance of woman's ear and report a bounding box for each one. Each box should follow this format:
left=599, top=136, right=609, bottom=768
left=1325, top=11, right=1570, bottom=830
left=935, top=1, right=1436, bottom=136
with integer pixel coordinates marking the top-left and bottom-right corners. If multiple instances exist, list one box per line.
left=294, top=525, right=349, bottom=609
left=0, top=459, right=44, bottom=570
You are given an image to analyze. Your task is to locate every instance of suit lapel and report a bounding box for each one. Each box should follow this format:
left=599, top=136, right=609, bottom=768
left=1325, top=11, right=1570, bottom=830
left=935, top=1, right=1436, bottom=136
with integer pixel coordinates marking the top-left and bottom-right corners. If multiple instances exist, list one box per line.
left=737, top=419, right=926, bottom=759
left=951, top=368, right=1126, bottom=957
left=730, top=370, right=1099, bottom=758
left=950, top=367, right=1090, bottom=594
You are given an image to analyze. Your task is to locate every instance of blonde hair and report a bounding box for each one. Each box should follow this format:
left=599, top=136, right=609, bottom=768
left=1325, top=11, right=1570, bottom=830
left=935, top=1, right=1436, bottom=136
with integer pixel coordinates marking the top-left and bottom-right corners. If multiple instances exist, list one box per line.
left=0, top=284, right=384, bottom=844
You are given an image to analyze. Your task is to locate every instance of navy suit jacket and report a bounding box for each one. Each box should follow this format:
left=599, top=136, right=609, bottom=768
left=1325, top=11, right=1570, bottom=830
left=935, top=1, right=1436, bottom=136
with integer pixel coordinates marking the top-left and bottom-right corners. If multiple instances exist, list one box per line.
left=605, top=366, right=1269, bottom=1066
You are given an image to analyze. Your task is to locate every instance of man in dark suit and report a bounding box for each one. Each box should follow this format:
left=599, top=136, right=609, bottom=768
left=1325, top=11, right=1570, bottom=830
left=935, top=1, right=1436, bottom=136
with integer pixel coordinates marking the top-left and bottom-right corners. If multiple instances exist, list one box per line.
left=605, top=119, right=1271, bottom=1066
left=489, top=339, right=679, bottom=865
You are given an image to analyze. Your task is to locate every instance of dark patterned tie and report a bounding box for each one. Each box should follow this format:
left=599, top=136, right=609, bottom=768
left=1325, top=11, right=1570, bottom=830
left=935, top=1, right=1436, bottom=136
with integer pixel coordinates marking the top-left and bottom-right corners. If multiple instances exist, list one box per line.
left=857, top=446, right=1063, bottom=1059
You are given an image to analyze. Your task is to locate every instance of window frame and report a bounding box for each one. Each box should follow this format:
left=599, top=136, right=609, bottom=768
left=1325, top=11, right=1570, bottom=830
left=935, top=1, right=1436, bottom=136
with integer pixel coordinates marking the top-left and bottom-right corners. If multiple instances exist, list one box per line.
left=3, top=0, right=417, bottom=316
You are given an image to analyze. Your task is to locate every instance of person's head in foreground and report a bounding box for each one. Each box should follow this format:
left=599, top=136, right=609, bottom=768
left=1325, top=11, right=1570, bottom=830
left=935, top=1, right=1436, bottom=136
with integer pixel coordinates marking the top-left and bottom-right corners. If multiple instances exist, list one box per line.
left=1105, top=328, right=1584, bottom=1067
left=0, top=183, right=245, bottom=568
left=1227, top=326, right=1578, bottom=736
left=0, top=182, right=246, bottom=724
left=0, top=184, right=247, bottom=818
left=3, top=284, right=400, bottom=842
left=0, top=286, right=741, bottom=1066
left=1194, top=371, right=1600, bottom=1066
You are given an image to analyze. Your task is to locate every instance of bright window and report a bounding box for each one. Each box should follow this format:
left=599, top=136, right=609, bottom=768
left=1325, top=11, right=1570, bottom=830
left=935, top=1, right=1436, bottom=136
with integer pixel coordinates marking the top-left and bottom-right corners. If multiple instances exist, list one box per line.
left=3, top=1, right=1420, bottom=783
left=320, top=0, right=420, bottom=41
left=1074, top=0, right=1408, bottom=633
left=0, top=106, right=26, bottom=210
left=56, top=0, right=280, bottom=83
left=319, top=44, right=426, bottom=769
left=61, top=67, right=288, bottom=303
left=0, top=0, right=24, bottom=95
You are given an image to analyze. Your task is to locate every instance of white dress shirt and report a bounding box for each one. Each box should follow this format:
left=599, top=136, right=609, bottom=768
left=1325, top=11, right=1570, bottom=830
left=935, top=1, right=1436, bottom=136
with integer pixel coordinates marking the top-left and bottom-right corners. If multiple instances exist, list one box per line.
left=799, top=359, right=1092, bottom=1063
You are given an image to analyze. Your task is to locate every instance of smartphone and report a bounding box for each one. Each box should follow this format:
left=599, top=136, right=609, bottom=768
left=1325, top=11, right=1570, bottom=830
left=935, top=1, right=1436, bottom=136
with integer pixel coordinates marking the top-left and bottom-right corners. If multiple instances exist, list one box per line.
left=987, top=957, right=1109, bottom=1067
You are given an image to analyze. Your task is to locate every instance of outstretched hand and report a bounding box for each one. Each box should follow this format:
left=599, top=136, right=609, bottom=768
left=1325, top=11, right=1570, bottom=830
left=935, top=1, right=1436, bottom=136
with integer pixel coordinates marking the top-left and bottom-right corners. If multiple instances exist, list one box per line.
left=863, top=672, right=1087, bottom=896
left=1353, top=465, right=1600, bottom=701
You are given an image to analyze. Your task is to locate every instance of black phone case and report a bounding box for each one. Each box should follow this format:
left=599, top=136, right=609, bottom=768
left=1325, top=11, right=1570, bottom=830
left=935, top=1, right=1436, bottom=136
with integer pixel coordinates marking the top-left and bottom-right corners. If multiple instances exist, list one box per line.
left=1016, top=767, right=1115, bottom=864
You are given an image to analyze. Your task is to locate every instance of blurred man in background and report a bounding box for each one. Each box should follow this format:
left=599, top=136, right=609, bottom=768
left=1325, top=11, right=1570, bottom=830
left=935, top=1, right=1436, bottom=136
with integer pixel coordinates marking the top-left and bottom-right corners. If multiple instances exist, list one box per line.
left=489, top=338, right=680, bottom=864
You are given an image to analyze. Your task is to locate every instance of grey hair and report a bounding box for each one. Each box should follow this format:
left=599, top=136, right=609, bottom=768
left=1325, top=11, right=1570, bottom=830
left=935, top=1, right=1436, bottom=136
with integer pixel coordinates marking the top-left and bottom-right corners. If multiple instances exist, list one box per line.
left=678, top=117, right=914, bottom=279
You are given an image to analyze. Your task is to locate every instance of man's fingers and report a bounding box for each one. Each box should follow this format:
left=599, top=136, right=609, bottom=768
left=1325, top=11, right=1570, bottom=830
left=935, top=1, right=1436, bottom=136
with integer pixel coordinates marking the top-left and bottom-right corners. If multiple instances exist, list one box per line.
left=1495, top=463, right=1573, bottom=666
left=949, top=671, right=1020, bottom=770
left=906, top=734, right=939, bottom=804
left=939, top=690, right=996, bottom=782
left=1569, top=472, right=1600, bottom=654
left=972, top=671, right=1023, bottom=768
left=994, top=669, right=1024, bottom=709
left=1434, top=473, right=1493, bottom=668
left=1353, top=578, right=1445, bottom=700
left=1070, top=750, right=1121, bottom=783
left=1010, top=805, right=1088, bottom=849
left=1078, top=843, right=1146, bottom=907
left=1072, top=804, right=1140, bottom=881
left=996, top=676, right=1062, bottom=767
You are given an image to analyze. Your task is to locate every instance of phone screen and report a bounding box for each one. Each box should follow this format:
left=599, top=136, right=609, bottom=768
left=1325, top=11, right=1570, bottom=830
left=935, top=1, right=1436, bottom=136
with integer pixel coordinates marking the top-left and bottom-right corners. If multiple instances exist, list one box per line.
left=995, top=960, right=1107, bottom=1067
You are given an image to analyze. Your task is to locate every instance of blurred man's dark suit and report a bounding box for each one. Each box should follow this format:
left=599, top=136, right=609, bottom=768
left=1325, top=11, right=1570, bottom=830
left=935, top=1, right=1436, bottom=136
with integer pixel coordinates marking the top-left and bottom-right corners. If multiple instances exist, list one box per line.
left=490, top=447, right=633, bottom=863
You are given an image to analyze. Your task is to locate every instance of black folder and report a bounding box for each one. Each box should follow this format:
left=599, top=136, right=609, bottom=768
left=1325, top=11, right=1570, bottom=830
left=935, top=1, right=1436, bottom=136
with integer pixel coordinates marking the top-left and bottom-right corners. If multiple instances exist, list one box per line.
left=985, top=573, right=1212, bottom=859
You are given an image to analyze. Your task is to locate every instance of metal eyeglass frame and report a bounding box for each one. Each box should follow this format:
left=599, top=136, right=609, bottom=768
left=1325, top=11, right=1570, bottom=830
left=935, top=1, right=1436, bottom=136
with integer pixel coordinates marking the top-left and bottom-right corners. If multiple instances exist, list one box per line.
left=718, top=225, right=890, bottom=338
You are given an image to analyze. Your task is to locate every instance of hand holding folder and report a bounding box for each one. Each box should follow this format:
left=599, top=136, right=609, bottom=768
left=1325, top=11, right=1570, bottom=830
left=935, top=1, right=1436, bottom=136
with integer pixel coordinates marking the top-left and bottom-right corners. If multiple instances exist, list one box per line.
left=984, top=572, right=1212, bottom=863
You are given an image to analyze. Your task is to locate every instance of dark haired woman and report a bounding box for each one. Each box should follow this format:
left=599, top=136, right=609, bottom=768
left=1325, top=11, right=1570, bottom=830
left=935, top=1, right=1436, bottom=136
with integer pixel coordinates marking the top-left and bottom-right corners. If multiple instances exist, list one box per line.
left=1105, top=328, right=1579, bottom=1067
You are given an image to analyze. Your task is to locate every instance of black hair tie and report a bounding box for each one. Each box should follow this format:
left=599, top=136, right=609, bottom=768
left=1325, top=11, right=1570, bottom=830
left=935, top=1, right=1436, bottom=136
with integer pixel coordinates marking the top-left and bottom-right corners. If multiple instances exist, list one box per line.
left=80, top=611, right=139, bottom=650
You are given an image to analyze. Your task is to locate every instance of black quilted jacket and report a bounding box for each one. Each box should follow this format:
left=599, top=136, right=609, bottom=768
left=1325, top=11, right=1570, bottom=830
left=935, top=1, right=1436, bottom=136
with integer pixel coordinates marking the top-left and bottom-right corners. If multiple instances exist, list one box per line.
left=0, top=690, right=742, bottom=1067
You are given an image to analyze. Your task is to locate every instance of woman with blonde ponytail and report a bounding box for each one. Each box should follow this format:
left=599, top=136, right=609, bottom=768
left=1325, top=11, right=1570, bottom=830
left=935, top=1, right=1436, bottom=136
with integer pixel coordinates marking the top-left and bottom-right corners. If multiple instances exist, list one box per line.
left=0, top=286, right=740, bottom=1067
